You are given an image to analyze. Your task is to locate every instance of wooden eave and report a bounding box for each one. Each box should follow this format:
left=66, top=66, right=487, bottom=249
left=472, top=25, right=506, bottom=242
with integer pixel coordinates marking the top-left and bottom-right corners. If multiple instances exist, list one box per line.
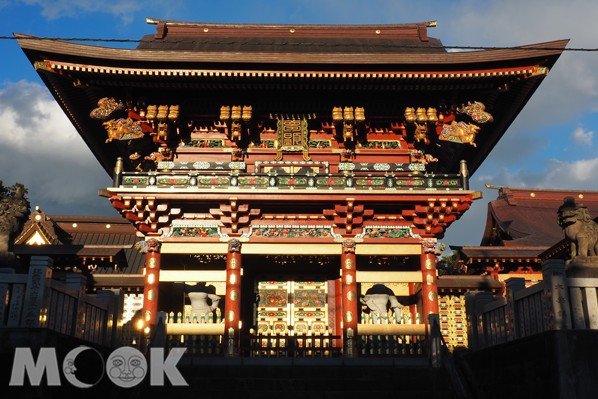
left=15, top=34, right=568, bottom=68
left=455, top=245, right=544, bottom=264
left=33, top=59, right=546, bottom=86
left=15, top=33, right=568, bottom=178
left=437, top=275, right=502, bottom=292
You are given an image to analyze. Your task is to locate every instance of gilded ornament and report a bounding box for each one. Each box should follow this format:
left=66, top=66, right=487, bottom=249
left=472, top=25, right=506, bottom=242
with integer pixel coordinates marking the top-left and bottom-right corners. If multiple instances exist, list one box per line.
left=230, top=290, right=238, bottom=300
left=147, top=289, right=156, bottom=301
left=228, top=310, right=235, bottom=322
left=229, top=273, right=237, bottom=285
left=428, top=291, right=438, bottom=301
left=147, top=258, right=157, bottom=269
left=426, top=274, right=435, bottom=285
left=344, top=258, right=354, bottom=270
left=345, top=311, right=353, bottom=323
left=345, top=274, right=353, bottom=285
left=229, top=258, right=238, bottom=270
left=347, top=291, right=355, bottom=301
left=425, top=259, right=434, bottom=270
left=144, top=310, right=152, bottom=321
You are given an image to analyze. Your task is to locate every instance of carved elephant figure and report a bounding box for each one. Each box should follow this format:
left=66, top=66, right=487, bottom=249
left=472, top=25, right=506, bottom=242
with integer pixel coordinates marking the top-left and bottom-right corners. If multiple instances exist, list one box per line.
left=360, top=293, right=403, bottom=318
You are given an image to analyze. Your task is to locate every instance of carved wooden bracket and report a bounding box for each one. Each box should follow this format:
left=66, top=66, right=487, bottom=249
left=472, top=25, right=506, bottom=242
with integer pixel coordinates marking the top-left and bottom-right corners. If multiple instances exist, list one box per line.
left=110, top=195, right=179, bottom=234
left=323, top=198, right=373, bottom=236
left=210, top=197, right=260, bottom=236
left=402, top=197, right=472, bottom=237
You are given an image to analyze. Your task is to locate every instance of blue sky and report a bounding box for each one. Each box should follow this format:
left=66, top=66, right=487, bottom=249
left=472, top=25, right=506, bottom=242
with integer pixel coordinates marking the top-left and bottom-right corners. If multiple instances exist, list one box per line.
left=1, top=0, right=598, bottom=248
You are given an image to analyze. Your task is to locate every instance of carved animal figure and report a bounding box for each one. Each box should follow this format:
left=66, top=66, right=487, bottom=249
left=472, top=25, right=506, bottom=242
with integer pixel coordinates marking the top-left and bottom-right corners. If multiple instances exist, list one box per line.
left=557, top=197, right=598, bottom=257
left=0, top=182, right=30, bottom=257
left=102, top=118, right=145, bottom=143
left=414, top=122, right=429, bottom=145
left=360, top=293, right=403, bottom=319
left=438, top=121, right=480, bottom=147
left=89, top=97, right=124, bottom=121
left=457, top=101, right=494, bottom=124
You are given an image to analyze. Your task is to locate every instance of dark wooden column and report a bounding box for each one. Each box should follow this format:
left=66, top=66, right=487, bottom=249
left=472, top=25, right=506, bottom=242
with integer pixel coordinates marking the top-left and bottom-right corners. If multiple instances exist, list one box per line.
left=420, top=238, right=440, bottom=323
left=341, top=239, right=358, bottom=356
left=141, top=238, right=161, bottom=328
left=225, top=239, right=242, bottom=355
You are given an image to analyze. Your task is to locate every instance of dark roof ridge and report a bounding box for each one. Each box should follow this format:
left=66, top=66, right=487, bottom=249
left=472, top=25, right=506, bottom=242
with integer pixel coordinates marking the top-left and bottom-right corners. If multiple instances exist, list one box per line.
left=145, top=18, right=438, bottom=30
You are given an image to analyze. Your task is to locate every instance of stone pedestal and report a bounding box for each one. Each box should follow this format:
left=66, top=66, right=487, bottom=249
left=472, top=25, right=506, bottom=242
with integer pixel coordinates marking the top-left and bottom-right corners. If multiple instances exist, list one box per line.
left=565, top=256, right=598, bottom=278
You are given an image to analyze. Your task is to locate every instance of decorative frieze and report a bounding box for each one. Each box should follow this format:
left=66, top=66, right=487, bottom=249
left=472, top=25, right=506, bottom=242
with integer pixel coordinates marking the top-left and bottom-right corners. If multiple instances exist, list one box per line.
left=355, top=226, right=418, bottom=239
left=250, top=225, right=341, bottom=239
left=339, top=162, right=425, bottom=172
left=157, top=161, right=246, bottom=171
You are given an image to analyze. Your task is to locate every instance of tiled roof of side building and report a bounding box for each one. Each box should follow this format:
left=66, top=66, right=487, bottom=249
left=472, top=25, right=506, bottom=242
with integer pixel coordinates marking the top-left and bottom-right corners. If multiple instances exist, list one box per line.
left=481, top=187, right=598, bottom=247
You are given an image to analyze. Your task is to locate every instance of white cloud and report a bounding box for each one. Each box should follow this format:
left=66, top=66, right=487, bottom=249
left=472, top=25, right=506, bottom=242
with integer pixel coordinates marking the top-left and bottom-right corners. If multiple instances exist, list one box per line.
left=572, top=126, right=594, bottom=147
left=0, top=80, right=114, bottom=215
left=0, top=81, right=90, bottom=162
left=17, top=0, right=183, bottom=24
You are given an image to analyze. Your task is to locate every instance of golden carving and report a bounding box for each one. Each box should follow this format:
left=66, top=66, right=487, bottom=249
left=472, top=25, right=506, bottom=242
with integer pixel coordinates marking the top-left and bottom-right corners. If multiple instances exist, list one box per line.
left=345, top=311, right=353, bottom=323
left=344, top=258, right=354, bottom=270
left=426, top=274, right=435, bottom=285
left=273, top=116, right=312, bottom=161
left=347, top=291, right=355, bottom=301
left=438, top=121, right=480, bottom=147
left=144, top=310, right=152, bottom=321
left=345, top=274, right=353, bottom=285
left=228, top=310, right=235, bottom=322
left=457, top=101, right=493, bottom=124
left=229, top=258, right=238, bottom=270
left=147, top=258, right=157, bottom=269
left=425, top=259, right=434, bottom=270
left=229, top=273, right=237, bottom=285
left=147, top=289, right=156, bottom=301
left=428, top=291, right=438, bottom=301
left=230, top=290, right=238, bottom=301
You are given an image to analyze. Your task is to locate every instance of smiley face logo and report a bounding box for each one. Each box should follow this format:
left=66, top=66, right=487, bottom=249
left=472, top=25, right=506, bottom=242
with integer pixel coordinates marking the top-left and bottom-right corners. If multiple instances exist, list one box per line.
left=106, top=347, right=147, bottom=388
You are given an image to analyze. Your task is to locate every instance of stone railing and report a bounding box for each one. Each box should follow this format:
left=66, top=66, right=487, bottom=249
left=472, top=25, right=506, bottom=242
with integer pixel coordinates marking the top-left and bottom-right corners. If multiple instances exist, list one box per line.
left=465, top=259, right=598, bottom=350
left=0, top=256, right=123, bottom=347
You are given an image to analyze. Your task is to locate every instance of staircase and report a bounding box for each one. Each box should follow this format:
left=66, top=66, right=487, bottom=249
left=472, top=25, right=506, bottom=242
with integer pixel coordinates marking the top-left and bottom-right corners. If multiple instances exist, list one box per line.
left=120, top=357, right=460, bottom=399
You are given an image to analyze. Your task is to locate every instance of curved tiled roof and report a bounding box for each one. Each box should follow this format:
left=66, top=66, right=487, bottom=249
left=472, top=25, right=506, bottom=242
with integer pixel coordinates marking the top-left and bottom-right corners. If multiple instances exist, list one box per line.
left=481, top=187, right=598, bottom=247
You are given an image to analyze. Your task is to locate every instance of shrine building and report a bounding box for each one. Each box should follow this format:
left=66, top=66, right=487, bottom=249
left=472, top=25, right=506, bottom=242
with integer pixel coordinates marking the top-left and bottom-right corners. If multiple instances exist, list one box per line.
left=15, top=19, right=567, bottom=357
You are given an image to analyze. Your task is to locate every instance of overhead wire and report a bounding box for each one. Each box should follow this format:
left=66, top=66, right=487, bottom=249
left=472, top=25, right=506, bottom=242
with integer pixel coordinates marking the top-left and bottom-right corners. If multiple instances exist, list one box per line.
left=0, top=35, right=596, bottom=52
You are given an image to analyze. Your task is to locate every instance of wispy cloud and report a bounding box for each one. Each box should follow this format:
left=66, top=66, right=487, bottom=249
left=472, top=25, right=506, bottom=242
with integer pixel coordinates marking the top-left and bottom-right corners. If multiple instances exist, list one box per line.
left=572, top=126, right=594, bottom=147
left=17, top=0, right=183, bottom=24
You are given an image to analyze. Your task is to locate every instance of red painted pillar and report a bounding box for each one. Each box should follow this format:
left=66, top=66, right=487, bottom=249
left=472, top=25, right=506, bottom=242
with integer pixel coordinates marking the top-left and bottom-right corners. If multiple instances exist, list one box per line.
left=420, top=238, right=440, bottom=324
left=341, top=239, right=358, bottom=356
left=225, top=239, right=242, bottom=355
left=335, top=277, right=343, bottom=349
left=409, top=282, right=418, bottom=323
left=141, top=238, right=161, bottom=328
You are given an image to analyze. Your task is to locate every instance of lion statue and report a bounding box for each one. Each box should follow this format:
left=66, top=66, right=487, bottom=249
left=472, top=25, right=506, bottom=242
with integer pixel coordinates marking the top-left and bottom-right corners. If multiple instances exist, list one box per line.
left=557, top=197, right=598, bottom=257
left=0, top=182, right=30, bottom=263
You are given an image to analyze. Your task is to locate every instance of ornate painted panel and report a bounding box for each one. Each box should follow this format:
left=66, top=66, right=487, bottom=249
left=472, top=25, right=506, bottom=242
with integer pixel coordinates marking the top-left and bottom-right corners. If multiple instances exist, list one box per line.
left=439, top=294, right=468, bottom=350
left=255, top=280, right=328, bottom=335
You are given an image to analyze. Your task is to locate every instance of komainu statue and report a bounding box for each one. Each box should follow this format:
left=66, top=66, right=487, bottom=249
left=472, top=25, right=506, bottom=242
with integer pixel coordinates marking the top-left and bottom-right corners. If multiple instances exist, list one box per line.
left=557, top=197, right=598, bottom=257
left=0, top=181, right=30, bottom=263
